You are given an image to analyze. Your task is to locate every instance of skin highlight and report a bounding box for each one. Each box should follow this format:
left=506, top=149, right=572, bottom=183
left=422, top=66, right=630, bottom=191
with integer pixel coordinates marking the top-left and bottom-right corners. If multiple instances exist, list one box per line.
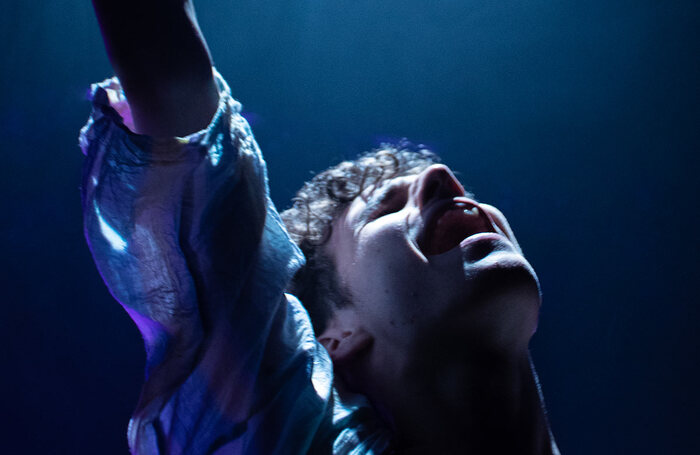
left=318, top=164, right=558, bottom=454
left=91, top=0, right=559, bottom=449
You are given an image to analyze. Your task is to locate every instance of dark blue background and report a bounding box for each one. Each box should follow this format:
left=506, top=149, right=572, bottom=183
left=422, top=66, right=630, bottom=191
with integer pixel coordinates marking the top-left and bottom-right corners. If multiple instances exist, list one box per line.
left=1, top=1, right=698, bottom=453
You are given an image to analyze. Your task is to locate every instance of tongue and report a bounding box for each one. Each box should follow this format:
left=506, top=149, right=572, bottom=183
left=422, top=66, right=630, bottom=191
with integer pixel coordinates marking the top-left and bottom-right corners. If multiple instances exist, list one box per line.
left=422, top=209, right=481, bottom=256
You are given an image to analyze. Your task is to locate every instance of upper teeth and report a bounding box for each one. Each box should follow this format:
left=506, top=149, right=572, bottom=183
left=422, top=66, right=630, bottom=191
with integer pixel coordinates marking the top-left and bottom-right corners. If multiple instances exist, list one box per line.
left=464, top=207, right=479, bottom=215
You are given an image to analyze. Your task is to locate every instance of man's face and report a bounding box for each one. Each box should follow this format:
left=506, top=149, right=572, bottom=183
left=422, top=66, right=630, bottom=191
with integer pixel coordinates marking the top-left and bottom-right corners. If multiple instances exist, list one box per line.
left=325, top=164, right=541, bottom=356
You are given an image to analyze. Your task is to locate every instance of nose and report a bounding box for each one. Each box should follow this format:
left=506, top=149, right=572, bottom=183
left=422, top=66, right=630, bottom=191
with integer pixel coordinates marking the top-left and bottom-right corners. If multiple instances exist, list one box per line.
left=412, top=164, right=466, bottom=210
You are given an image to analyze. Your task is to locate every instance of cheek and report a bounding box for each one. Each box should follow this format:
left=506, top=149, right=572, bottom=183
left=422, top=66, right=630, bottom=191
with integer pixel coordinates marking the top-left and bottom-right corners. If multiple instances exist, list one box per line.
left=354, top=235, right=407, bottom=292
left=349, top=226, right=435, bottom=323
left=356, top=223, right=416, bottom=273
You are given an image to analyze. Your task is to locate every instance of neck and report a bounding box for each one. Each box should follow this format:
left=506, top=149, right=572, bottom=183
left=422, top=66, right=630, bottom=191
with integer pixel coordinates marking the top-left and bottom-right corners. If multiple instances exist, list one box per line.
left=369, top=346, right=558, bottom=455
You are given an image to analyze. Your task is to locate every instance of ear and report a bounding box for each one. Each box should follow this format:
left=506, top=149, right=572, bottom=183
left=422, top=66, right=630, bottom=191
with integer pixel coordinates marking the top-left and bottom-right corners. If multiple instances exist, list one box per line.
left=317, top=308, right=373, bottom=364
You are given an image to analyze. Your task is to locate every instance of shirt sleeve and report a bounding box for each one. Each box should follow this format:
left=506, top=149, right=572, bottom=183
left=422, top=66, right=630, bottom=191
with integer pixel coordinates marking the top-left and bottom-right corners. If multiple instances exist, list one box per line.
left=79, top=70, right=334, bottom=454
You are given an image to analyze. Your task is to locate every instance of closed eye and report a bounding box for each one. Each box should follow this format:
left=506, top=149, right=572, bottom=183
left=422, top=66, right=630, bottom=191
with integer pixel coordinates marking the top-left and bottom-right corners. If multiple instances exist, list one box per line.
left=370, top=185, right=408, bottom=220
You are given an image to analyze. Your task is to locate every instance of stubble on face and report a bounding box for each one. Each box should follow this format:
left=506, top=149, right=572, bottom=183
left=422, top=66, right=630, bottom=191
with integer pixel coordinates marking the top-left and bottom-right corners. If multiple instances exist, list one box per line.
left=326, top=167, right=542, bottom=356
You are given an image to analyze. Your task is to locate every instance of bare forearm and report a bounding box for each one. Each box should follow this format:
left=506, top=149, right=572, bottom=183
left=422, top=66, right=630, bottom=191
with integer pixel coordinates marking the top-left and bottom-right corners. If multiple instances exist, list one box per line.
left=92, top=0, right=218, bottom=136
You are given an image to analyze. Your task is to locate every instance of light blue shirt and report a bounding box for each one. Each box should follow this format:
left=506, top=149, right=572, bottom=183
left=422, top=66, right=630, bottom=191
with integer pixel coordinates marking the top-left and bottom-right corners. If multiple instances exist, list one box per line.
left=80, top=70, right=391, bottom=455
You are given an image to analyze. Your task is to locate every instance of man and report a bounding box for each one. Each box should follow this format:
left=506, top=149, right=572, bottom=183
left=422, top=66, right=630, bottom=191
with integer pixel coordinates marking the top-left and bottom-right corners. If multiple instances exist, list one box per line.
left=82, top=1, right=559, bottom=453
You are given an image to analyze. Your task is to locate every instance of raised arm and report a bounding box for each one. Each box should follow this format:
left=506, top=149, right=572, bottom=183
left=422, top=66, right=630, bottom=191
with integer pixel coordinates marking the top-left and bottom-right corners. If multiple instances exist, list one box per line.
left=82, top=3, right=336, bottom=451
left=91, top=0, right=219, bottom=136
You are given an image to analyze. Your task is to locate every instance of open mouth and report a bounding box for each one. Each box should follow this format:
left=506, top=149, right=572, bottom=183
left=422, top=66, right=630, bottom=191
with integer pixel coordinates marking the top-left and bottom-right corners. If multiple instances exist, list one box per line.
left=417, top=198, right=496, bottom=256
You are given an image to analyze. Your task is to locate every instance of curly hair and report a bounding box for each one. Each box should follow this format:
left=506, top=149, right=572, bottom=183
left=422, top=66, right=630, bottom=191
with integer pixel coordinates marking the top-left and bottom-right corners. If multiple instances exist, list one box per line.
left=280, top=141, right=440, bottom=335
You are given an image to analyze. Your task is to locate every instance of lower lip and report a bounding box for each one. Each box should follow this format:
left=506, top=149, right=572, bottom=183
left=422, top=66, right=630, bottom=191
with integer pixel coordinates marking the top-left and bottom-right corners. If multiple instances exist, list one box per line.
left=459, top=232, right=506, bottom=248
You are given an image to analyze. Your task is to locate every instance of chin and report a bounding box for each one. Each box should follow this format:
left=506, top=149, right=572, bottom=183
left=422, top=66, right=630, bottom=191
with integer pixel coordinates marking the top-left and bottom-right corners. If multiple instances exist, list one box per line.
left=468, top=250, right=540, bottom=299
left=442, top=249, right=542, bottom=351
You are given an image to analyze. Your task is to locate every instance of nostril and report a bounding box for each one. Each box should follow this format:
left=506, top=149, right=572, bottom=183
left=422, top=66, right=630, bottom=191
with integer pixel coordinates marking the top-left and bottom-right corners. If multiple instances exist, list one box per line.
left=421, top=178, right=440, bottom=206
left=418, top=165, right=464, bottom=208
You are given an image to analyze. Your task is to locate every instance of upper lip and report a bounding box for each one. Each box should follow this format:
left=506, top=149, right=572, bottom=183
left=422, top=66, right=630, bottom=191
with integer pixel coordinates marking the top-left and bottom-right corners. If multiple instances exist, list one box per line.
left=415, top=196, right=497, bottom=255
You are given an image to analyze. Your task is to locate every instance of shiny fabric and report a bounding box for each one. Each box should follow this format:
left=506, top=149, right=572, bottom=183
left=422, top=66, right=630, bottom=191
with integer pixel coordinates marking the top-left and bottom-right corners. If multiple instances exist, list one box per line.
left=79, top=71, right=391, bottom=454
